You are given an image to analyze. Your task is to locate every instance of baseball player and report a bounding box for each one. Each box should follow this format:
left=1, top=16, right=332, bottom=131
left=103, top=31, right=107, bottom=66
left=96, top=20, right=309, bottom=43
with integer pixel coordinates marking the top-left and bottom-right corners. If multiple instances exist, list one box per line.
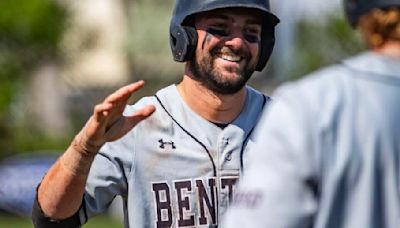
left=31, top=0, right=279, bottom=227
left=223, top=0, right=400, bottom=228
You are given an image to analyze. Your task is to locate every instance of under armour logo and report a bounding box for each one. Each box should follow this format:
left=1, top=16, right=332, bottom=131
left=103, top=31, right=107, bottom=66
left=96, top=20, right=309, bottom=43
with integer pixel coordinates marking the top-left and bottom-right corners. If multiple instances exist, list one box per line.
left=158, top=139, right=176, bottom=149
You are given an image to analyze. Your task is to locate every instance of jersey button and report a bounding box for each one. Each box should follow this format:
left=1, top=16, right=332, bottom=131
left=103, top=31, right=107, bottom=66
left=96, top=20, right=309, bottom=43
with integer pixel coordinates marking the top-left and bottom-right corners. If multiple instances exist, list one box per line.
left=225, top=151, right=232, bottom=161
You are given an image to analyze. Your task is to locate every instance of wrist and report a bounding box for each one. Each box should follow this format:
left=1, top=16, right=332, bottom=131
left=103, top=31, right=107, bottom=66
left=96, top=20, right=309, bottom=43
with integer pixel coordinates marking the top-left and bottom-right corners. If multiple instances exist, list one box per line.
left=72, top=131, right=103, bottom=157
left=62, top=140, right=97, bottom=176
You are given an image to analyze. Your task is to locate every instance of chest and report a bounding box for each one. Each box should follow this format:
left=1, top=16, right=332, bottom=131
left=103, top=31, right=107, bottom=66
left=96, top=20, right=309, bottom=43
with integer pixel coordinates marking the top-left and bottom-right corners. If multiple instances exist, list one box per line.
left=132, top=123, right=251, bottom=181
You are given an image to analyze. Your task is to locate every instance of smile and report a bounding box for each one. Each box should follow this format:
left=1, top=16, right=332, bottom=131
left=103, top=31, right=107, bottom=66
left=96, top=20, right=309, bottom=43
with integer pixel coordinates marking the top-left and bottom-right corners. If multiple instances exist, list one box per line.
left=219, top=54, right=242, bottom=62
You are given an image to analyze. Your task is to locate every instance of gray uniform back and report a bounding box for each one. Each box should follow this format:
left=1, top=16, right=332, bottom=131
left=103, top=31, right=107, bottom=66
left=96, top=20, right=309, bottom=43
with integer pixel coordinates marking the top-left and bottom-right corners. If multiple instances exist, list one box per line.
left=76, top=85, right=269, bottom=227
left=223, top=52, right=400, bottom=228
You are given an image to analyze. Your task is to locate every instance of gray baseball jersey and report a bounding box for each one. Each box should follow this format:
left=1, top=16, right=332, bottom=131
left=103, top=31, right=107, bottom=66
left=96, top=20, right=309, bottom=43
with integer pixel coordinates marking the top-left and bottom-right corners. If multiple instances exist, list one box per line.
left=76, top=84, right=269, bottom=227
left=223, top=51, right=400, bottom=228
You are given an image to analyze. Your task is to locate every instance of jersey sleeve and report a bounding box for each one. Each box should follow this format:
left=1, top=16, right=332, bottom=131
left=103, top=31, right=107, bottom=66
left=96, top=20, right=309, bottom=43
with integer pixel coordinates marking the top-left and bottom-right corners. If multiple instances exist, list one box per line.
left=223, top=83, right=321, bottom=228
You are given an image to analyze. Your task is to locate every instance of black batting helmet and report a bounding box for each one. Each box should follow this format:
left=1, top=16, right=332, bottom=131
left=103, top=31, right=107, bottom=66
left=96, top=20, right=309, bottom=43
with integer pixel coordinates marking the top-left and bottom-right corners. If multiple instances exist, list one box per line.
left=344, top=0, right=400, bottom=27
left=169, top=0, right=280, bottom=71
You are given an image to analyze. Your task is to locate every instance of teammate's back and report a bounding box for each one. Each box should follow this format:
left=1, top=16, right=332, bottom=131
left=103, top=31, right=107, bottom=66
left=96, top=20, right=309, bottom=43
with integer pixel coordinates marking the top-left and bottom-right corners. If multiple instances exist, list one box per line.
left=223, top=1, right=400, bottom=227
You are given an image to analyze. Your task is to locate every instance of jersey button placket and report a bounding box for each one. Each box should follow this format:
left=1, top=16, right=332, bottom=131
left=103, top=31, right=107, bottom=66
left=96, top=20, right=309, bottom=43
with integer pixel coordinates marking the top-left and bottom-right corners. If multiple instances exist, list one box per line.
left=224, top=138, right=232, bottom=161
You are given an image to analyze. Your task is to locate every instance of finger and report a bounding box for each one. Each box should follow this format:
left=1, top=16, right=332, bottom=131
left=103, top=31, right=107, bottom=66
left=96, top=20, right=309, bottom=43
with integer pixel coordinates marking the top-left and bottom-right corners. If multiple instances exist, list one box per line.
left=83, top=103, right=111, bottom=139
left=102, top=81, right=145, bottom=117
left=103, top=81, right=146, bottom=123
left=124, top=105, right=156, bottom=129
left=87, top=103, right=114, bottom=136
left=104, top=105, right=156, bottom=142
left=93, top=103, right=113, bottom=122
left=104, top=80, right=145, bottom=105
left=131, top=105, right=156, bottom=120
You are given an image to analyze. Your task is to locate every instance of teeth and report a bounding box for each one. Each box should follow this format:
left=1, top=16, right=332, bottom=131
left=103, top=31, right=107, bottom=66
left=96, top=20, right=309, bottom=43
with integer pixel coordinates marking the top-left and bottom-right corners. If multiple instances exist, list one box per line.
left=220, top=54, right=241, bottom=62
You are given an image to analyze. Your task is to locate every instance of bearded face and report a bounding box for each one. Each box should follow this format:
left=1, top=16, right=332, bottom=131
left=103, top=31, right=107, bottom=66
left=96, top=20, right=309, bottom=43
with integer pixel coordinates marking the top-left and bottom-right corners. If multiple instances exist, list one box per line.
left=189, top=44, right=256, bottom=95
left=188, top=8, right=262, bottom=95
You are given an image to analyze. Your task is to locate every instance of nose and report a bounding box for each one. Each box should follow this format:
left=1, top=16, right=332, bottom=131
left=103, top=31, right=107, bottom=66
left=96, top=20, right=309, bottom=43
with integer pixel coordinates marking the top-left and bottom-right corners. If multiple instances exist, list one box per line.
left=223, top=30, right=246, bottom=51
left=225, top=37, right=246, bottom=51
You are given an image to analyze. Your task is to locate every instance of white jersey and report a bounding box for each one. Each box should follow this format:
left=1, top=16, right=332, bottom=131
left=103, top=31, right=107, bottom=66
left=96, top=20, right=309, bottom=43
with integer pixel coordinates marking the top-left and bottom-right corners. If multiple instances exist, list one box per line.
left=223, top=52, right=400, bottom=228
left=77, top=84, right=269, bottom=227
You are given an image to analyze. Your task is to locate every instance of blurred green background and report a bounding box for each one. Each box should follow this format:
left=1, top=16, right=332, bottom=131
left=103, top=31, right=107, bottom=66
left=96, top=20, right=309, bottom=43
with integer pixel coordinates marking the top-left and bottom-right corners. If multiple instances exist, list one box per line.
left=0, top=0, right=365, bottom=227
left=0, top=215, right=122, bottom=228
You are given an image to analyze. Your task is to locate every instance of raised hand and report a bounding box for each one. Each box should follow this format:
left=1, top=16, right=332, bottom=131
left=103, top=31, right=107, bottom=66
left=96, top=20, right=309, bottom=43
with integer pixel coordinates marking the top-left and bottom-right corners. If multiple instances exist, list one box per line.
left=75, top=80, right=156, bottom=156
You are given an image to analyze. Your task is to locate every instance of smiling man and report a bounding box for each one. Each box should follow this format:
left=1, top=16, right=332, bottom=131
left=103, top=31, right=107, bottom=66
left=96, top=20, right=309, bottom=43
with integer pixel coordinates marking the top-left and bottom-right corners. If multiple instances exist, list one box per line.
left=188, top=7, right=264, bottom=95
left=32, top=0, right=279, bottom=228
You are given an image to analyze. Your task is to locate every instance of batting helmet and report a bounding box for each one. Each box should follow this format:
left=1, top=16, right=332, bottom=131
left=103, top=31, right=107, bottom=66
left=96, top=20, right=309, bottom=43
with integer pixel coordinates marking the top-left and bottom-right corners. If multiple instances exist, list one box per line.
left=344, top=0, right=400, bottom=27
left=169, top=0, right=280, bottom=71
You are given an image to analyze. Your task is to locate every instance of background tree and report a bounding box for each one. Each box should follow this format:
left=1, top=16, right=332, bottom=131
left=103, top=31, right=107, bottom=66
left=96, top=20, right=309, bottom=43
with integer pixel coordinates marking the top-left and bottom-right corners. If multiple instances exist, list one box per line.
left=287, top=14, right=366, bottom=80
left=0, top=0, right=67, bottom=158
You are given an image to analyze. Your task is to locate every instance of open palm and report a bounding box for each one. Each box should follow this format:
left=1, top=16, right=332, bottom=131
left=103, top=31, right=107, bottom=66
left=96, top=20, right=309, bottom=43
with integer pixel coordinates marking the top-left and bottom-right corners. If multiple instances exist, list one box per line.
left=81, top=80, right=155, bottom=153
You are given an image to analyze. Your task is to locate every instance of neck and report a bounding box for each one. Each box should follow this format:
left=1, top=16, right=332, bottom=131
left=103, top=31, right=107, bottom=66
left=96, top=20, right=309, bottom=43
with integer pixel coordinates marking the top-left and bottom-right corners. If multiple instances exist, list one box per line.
left=375, top=41, right=400, bottom=60
left=177, top=75, right=247, bottom=124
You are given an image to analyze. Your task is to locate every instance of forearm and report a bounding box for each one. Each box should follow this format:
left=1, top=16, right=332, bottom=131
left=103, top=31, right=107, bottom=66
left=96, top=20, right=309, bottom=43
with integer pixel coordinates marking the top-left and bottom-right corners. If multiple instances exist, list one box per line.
left=37, top=133, right=99, bottom=219
left=35, top=81, right=154, bottom=220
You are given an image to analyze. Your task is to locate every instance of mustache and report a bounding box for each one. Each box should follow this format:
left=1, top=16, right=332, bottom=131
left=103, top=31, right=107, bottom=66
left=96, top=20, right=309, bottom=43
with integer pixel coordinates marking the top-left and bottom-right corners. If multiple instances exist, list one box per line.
left=210, top=46, right=249, bottom=59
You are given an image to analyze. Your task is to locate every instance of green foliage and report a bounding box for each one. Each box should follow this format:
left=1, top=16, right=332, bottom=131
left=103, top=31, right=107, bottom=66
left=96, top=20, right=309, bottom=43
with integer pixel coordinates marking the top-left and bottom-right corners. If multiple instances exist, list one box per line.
left=0, top=0, right=67, bottom=157
left=129, top=0, right=172, bottom=54
left=0, top=0, right=66, bottom=51
left=127, top=0, right=182, bottom=79
left=0, top=59, right=19, bottom=115
left=8, top=127, right=70, bottom=157
left=0, top=214, right=123, bottom=228
left=289, top=13, right=366, bottom=80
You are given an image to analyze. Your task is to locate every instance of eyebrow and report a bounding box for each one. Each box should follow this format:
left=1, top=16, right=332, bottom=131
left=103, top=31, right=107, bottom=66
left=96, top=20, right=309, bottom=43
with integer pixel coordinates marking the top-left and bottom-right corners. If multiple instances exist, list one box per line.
left=208, top=14, right=262, bottom=25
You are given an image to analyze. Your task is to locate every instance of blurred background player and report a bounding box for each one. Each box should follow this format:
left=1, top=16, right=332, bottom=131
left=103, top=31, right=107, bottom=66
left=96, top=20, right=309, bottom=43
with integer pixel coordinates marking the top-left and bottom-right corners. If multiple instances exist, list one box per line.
left=31, top=0, right=279, bottom=227
left=224, top=0, right=400, bottom=227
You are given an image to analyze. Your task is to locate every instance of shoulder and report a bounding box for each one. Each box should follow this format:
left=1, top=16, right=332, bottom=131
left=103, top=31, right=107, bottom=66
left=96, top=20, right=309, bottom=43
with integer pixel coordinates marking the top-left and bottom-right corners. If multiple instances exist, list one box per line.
left=262, top=60, right=356, bottom=135
left=276, top=51, right=398, bottom=111
left=274, top=62, right=351, bottom=111
left=123, top=84, right=177, bottom=114
left=245, top=85, right=272, bottom=107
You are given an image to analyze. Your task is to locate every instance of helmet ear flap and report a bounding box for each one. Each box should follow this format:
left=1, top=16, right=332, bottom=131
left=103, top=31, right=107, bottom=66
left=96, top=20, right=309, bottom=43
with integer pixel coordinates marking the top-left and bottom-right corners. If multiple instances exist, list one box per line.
left=255, top=25, right=276, bottom=71
left=183, top=26, right=198, bottom=61
left=169, top=24, right=198, bottom=62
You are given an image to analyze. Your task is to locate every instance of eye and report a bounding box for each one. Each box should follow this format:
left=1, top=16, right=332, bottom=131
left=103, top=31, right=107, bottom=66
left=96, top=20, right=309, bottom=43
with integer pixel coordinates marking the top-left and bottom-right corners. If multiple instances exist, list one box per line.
left=244, top=34, right=260, bottom=43
left=206, top=27, right=228, bottom=37
left=244, top=27, right=261, bottom=43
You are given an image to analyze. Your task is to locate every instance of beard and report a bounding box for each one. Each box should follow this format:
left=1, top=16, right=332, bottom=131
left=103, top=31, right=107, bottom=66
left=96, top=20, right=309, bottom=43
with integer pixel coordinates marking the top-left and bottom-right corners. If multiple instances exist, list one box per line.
left=188, top=46, right=256, bottom=95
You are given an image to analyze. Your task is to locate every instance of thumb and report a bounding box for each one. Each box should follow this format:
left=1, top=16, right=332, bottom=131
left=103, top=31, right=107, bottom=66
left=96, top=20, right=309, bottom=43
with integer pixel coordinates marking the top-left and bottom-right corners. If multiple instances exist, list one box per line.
left=120, top=105, right=156, bottom=136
